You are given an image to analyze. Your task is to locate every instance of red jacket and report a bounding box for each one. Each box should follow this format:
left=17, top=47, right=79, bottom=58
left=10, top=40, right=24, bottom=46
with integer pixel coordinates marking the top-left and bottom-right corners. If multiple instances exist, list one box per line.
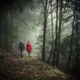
left=26, top=41, right=32, bottom=53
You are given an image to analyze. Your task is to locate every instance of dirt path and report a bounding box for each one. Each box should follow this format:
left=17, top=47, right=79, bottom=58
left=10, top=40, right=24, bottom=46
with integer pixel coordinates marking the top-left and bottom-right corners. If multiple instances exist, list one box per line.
left=0, top=48, right=75, bottom=80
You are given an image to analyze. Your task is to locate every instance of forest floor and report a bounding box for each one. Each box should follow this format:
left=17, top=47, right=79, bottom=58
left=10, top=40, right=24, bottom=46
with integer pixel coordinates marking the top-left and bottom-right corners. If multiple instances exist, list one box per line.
left=0, top=48, right=75, bottom=80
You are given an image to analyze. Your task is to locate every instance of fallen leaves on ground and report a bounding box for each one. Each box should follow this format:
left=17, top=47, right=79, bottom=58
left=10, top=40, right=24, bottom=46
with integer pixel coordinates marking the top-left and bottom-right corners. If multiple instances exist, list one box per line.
left=0, top=48, right=74, bottom=80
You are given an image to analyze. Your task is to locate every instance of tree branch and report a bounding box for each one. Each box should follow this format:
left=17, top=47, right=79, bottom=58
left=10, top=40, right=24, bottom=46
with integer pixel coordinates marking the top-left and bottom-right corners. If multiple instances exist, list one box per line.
left=41, top=0, right=45, bottom=8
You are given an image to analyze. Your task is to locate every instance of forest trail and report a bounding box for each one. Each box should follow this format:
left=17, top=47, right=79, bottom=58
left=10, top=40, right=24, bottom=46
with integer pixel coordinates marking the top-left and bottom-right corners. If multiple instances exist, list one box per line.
left=0, top=48, right=75, bottom=80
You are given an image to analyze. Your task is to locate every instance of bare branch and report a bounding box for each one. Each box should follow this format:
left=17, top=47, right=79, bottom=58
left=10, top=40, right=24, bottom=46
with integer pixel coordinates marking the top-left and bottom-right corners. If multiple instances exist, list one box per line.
left=47, top=6, right=56, bottom=16
left=41, top=0, right=45, bottom=8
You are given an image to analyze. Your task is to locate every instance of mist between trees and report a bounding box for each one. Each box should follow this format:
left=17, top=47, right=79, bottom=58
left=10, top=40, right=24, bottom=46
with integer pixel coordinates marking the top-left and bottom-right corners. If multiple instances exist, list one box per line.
left=0, top=0, right=80, bottom=76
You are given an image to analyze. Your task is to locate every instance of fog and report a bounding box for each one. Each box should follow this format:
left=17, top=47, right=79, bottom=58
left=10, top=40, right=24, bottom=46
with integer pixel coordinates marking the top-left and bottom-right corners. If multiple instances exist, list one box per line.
left=0, top=0, right=42, bottom=57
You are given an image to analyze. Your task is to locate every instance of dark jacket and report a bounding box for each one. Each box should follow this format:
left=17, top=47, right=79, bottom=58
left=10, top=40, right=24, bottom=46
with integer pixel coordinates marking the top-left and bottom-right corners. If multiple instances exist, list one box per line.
left=18, top=42, right=25, bottom=52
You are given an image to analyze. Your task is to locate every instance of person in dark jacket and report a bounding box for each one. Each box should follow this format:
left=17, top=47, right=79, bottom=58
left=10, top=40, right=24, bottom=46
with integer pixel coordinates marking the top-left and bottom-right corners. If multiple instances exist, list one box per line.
left=18, top=42, right=25, bottom=57
left=26, top=41, right=32, bottom=57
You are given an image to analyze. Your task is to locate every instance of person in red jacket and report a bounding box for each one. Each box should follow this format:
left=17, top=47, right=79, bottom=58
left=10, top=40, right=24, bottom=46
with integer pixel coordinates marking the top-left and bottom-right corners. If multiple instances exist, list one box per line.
left=26, top=41, right=32, bottom=57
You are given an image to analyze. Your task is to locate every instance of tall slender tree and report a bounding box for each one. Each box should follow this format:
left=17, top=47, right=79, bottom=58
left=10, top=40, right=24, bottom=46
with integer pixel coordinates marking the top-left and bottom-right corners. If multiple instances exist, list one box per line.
left=75, top=0, right=80, bottom=72
left=47, top=0, right=54, bottom=64
left=41, top=0, right=48, bottom=61
left=52, top=0, right=59, bottom=66
left=56, top=0, right=63, bottom=66
left=67, top=15, right=75, bottom=70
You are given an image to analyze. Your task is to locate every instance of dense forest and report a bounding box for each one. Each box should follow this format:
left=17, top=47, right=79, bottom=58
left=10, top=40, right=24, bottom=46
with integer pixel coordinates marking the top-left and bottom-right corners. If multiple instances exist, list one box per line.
left=0, top=0, right=80, bottom=79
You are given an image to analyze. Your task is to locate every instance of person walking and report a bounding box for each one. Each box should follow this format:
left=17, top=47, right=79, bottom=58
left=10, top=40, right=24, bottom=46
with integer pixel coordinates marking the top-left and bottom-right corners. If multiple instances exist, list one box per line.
left=26, top=41, right=32, bottom=57
left=18, top=42, right=25, bottom=57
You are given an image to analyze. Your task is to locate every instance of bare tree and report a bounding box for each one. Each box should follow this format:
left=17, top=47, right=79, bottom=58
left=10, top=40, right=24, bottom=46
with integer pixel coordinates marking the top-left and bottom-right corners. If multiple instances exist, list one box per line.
left=56, top=0, right=63, bottom=66
left=41, top=0, right=48, bottom=61
left=47, top=0, right=54, bottom=64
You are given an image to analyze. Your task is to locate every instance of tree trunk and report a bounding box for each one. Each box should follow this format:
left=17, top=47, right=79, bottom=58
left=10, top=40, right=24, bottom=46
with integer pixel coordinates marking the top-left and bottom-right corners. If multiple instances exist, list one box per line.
left=56, top=0, right=63, bottom=67
left=67, top=15, right=75, bottom=70
left=47, top=0, right=54, bottom=64
left=52, top=0, right=59, bottom=66
left=42, top=0, right=48, bottom=62
left=75, top=11, right=79, bottom=72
